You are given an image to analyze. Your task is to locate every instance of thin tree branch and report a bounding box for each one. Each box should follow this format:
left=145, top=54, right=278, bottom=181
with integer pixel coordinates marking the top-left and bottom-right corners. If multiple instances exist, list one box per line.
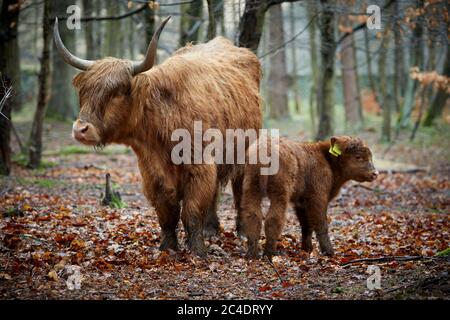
left=259, top=12, right=319, bottom=59
left=336, top=0, right=395, bottom=47
left=341, top=255, right=432, bottom=266
left=56, top=4, right=147, bottom=22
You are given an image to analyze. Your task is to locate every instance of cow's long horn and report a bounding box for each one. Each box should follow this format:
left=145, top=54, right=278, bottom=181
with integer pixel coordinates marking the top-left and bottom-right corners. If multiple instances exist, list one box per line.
left=132, top=16, right=171, bottom=75
left=53, top=18, right=94, bottom=71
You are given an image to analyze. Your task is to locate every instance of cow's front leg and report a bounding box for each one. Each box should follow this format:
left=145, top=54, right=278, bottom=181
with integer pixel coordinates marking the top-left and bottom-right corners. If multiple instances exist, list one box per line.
left=203, top=185, right=220, bottom=238
left=153, top=198, right=181, bottom=252
left=182, top=166, right=216, bottom=257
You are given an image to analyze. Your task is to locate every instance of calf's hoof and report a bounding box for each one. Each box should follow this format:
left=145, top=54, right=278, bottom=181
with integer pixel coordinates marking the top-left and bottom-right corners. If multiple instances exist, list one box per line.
left=236, top=225, right=246, bottom=239
left=321, top=247, right=335, bottom=257
left=245, top=245, right=260, bottom=260
left=264, top=245, right=283, bottom=259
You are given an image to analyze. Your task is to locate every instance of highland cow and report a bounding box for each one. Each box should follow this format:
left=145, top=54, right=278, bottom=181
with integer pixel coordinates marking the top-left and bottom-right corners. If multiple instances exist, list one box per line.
left=54, top=17, right=262, bottom=257
left=240, top=136, right=378, bottom=258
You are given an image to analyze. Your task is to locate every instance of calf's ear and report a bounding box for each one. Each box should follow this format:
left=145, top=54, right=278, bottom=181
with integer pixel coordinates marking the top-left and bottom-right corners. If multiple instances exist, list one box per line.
left=330, top=136, right=337, bottom=146
left=329, top=136, right=343, bottom=157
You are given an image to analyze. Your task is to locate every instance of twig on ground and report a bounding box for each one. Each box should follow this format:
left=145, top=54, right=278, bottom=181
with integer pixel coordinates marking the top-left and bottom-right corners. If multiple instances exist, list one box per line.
left=264, top=255, right=284, bottom=284
left=352, top=184, right=393, bottom=195
left=378, top=168, right=427, bottom=174
left=341, top=255, right=432, bottom=266
left=386, top=271, right=449, bottom=294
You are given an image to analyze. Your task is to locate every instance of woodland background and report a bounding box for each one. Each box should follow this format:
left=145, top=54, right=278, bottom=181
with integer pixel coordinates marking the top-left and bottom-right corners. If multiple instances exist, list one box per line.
left=0, top=0, right=449, bottom=300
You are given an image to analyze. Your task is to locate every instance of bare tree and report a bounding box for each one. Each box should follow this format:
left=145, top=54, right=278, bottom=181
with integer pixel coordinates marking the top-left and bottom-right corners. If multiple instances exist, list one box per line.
left=267, top=4, right=289, bottom=119
left=207, top=0, right=216, bottom=40
left=316, top=0, right=336, bottom=141
left=237, top=0, right=301, bottom=52
left=179, top=0, right=203, bottom=46
left=28, top=0, right=52, bottom=169
left=307, top=0, right=318, bottom=133
left=339, top=16, right=362, bottom=128
left=379, top=29, right=391, bottom=142
left=47, top=0, right=77, bottom=120
left=0, top=0, right=21, bottom=175
left=289, top=2, right=301, bottom=113
left=82, top=0, right=96, bottom=59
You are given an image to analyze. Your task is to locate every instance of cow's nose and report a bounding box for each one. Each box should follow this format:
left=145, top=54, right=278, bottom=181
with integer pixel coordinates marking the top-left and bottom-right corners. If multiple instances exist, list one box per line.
left=72, top=120, right=89, bottom=140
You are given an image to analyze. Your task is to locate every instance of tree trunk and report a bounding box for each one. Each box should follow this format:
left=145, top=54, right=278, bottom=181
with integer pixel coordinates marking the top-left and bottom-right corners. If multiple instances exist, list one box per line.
left=28, top=0, right=52, bottom=169
left=179, top=0, right=203, bottom=46
left=82, top=0, right=95, bottom=59
left=237, top=0, right=268, bottom=52
left=144, top=7, right=155, bottom=48
left=104, top=4, right=120, bottom=56
left=340, top=16, right=362, bottom=128
left=315, top=0, right=336, bottom=141
left=47, top=0, right=77, bottom=120
left=307, top=0, right=317, bottom=133
left=289, top=2, right=301, bottom=113
left=422, top=48, right=450, bottom=126
left=399, top=0, right=424, bottom=127
left=207, top=0, right=216, bottom=40
left=379, top=30, right=391, bottom=142
left=0, top=0, right=21, bottom=175
left=268, top=4, right=289, bottom=119
left=393, top=0, right=405, bottom=112
left=216, top=0, right=225, bottom=36
left=364, top=27, right=379, bottom=106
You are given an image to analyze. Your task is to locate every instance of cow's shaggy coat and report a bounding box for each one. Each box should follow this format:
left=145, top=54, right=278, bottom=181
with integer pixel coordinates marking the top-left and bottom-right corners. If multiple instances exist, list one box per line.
left=69, top=37, right=262, bottom=257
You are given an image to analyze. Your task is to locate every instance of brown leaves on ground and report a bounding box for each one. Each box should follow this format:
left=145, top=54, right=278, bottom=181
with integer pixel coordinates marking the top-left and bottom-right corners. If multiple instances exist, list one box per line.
left=0, top=126, right=449, bottom=299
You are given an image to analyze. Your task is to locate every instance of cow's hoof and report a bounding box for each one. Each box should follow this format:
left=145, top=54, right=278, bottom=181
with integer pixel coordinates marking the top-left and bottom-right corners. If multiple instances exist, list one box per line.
left=203, top=224, right=220, bottom=238
left=301, top=243, right=313, bottom=253
left=159, top=234, right=178, bottom=251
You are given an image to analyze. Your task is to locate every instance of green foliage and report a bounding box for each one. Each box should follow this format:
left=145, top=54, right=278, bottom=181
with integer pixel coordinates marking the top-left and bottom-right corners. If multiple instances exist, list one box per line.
left=3, top=206, right=24, bottom=218
left=56, top=145, right=91, bottom=155
left=12, top=153, right=57, bottom=169
left=35, top=179, right=58, bottom=188
left=332, top=286, right=344, bottom=294
left=109, top=192, right=126, bottom=209
left=436, top=248, right=450, bottom=257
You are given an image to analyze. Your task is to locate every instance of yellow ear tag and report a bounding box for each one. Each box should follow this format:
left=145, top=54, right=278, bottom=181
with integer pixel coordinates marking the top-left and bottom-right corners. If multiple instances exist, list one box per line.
left=329, top=143, right=342, bottom=157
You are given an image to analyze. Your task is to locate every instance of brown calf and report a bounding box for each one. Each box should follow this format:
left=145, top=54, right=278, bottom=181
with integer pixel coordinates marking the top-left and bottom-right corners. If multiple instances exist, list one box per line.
left=241, top=136, right=378, bottom=258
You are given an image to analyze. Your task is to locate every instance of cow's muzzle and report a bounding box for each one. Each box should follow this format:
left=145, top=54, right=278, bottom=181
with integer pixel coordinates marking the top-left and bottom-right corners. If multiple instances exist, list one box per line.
left=72, top=119, right=100, bottom=145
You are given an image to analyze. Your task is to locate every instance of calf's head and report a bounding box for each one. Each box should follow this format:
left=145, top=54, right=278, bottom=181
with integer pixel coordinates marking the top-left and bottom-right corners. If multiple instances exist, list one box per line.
left=53, top=17, right=170, bottom=146
left=330, top=136, right=378, bottom=182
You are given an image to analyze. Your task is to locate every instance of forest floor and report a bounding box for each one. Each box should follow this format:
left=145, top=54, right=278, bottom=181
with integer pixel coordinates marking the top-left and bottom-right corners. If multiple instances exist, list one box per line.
left=0, top=121, right=449, bottom=300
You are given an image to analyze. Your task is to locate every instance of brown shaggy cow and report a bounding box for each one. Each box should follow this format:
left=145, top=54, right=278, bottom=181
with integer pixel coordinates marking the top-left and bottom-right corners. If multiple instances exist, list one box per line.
left=240, top=136, right=378, bottom=258
left=53, top=17, right=262, bottom=257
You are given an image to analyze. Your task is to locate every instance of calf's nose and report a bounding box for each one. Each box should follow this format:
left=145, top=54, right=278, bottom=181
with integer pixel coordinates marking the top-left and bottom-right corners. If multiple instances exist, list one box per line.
left=371, top=170, right=379, bottom=180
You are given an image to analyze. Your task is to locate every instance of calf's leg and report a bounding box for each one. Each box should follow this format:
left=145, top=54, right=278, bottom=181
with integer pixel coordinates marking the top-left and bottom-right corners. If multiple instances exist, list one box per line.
left=241, top=182, right=263, bottom=259
left=264, top=197, right=288, bottom=257
left=306, top=200, right=334, bottom=256
left=231, top=172, right=245, bottom=237
left=294, top=206, right=313, bottom=253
